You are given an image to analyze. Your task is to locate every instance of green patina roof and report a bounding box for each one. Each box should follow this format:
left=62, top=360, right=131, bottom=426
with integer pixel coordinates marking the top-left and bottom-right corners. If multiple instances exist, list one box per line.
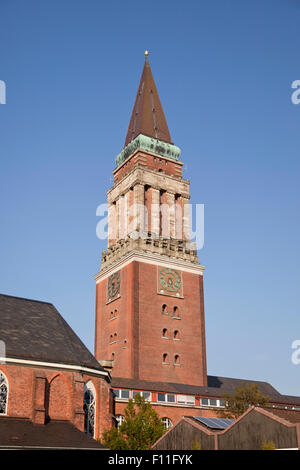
left=115, top=134, right=181, bottom=168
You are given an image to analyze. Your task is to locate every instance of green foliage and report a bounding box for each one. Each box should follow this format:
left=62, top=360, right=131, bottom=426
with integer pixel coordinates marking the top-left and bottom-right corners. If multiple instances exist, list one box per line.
left=217, top=382, right=270, bottom=419
left=262, top=440, right=276, bottom=450
left=191, top=439, right=201, bottom=450
left=101, top=393, right=165, bottom=450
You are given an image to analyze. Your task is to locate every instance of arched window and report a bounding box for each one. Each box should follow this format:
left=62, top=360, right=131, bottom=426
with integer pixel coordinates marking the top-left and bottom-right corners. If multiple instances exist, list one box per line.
left=162, top=304, right=168, bottom=315
left=84, top=381, right=96, bottom=437
left=162, top=353, right=169, bottom=363
left=111, top=352, right=115, bottom=361
left=174, top=330, right=180, bottom=340
left=0, top=371, right=8, bottom=415
left=162, top=328, right=168, bottom=338
left=115, top=414, right=125, bottom=429
left=174, top=354, right=180, bottom=365
left=173, top=306, right=180, bottom=318
left=161, top=417, right=172, bottom=430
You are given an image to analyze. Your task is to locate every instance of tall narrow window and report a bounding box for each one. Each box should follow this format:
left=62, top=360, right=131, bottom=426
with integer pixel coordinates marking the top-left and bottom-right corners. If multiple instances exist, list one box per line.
left=162, top=328, right=168, bottom=338
left=0, top=371, right=8, bottom=415
left=163, top=353, right=169, bottom=363
left=173, top=306, right=180, bottom=318
left=162, top=304, right=168, bottom=315
left=174, top=330, right=180, bottom=340
left=174, top=354, right=180, bottom=365
left=84, top=381, right=96, bottom=437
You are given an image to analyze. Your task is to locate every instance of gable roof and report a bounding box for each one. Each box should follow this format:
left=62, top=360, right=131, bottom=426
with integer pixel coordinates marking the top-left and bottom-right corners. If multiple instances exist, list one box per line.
left=0, top=294, right=105, bottom=374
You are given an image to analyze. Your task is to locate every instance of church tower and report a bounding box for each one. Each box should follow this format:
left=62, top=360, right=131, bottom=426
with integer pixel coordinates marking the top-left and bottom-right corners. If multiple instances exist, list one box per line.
left=94, top=53, right=207, bottom=387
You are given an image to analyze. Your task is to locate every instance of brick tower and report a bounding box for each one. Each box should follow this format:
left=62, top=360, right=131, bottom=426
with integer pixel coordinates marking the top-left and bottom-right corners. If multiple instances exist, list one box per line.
left=94, top=52, right=207, bottom=387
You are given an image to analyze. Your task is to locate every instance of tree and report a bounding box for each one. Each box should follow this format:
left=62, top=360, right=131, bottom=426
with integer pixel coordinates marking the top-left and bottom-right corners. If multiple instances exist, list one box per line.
left=218, top=382, right=270, bottom=419
left=101, top=393, right=165, bottom=450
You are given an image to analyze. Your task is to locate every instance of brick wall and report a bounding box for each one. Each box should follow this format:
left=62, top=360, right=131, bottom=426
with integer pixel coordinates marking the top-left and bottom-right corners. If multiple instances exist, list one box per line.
left=0, top=363, right=112, bottom=439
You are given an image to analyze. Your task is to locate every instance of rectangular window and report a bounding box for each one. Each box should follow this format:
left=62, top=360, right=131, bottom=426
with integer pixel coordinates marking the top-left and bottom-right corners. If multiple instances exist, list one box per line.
left=157, top=393, right=166, bottom=402
left=167, top=394, right=175, bottom=403
left=112, top=389, right=121, bottom=398
left=200, top=398, right=225, bottom=407
left=132, top=391, right=152, bottom=401
left=157, top=393, right=175, bottom=403
left=177, top=395, right=195, bottom=405
left=120, top=390, right=130, bottom=399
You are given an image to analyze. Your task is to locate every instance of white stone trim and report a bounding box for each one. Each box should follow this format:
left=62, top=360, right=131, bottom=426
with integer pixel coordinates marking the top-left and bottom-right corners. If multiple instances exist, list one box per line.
left=0, top=357, right=110, bottom=380
left=95, top=250, right=205, bottom=283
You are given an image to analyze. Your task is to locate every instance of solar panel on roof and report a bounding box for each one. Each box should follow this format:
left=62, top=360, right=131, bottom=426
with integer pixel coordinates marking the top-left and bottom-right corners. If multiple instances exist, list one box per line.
left=193, top=417, right=234, bottom=430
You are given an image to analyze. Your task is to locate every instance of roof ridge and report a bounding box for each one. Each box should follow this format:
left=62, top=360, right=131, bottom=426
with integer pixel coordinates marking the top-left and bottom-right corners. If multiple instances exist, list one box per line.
left=0, top=293, right=53, bottom=306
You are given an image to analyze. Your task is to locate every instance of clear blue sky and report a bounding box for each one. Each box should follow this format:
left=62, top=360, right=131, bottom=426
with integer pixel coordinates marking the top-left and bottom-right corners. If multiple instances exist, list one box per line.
left=1, top=0, right=299, bottom=396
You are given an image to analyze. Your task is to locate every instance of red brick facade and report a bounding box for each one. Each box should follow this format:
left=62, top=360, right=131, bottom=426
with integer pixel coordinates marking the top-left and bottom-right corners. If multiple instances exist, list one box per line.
left=0, top=363, right=113, bottom=439
left=95, top=260, right=207, bottom=387
left=113, top=150, right=183, bottom=184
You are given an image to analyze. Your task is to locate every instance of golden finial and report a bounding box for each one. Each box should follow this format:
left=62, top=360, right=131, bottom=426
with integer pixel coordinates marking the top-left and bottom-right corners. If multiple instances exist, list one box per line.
left=144, top=50, right=149, bottom=57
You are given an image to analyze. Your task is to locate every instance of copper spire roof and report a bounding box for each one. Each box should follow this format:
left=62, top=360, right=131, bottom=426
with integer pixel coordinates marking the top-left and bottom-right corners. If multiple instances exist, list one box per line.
left=124, top=53, right=173, bottom=147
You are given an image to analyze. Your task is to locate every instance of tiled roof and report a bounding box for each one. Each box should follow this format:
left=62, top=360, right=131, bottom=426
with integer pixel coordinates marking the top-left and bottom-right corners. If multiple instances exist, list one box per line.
left=0, top=417, right=106, bottom=449
left=0, top=294, right=105, bottom=373
left=111, top=375, right=300, bottom=405
left=260, top=407, right=300, bottom=424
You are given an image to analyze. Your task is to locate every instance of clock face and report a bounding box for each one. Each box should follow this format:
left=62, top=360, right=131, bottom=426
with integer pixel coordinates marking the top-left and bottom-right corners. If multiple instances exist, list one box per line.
left=108, top=272, right=120, bottom=299
left=159, top=268, right=181, bottom=293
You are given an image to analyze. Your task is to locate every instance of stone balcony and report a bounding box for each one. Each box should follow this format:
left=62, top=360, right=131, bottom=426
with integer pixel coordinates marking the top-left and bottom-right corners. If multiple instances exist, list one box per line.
left=100, top=234, right=199, bottom=271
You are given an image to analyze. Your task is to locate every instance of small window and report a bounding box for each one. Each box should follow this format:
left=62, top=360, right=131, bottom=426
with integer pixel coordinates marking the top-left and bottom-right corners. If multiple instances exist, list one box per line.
left=174, top=354, right=180, bottom=365
left=157, top=393, right=166, bottom=402
left=111, top=352, right=115, bottom=361
left=120, top=390, right=130, bottom=399
left=132, top=391, right=152, bottom=401
left=115, top=415, right=125, bottom=428
left=173, top=306, right=180, bottom=318
left=177, top=395, right=195, bottom=405
left=167, top=394, right=175, bottom=403
left=162, top=328, right=168, bottom=338
left=157, top=393, right=175, bottom=403
left=161, top=417, right=172, bottom=430
left=162, top=353, right=169, bottom=363
left=201, top=398, right=209, bottom=406
left=162, top=304, right=168, bottom=315
left=174, top=330, right=180, bottom=340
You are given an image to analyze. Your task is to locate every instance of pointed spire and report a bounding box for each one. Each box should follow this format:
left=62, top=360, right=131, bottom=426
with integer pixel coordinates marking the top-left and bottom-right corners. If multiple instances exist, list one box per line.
left=124, top=52, right=173, bottom=147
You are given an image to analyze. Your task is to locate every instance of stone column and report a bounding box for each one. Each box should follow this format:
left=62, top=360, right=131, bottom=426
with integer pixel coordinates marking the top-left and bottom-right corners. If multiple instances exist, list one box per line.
left=116, top=198, right=120, bottom=241
left=182, top=196, right=190, bottom=242
left=124, top=191, right=129, bottom=238
left=175, top=195, right=183, bottom=239
left=133, top=183, right=144, bottom=236
left=151, top=188, right=160, bottom=238
left=119, top=195, right=125, bottom=239
left=167, top=192, right=175, bottom=239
